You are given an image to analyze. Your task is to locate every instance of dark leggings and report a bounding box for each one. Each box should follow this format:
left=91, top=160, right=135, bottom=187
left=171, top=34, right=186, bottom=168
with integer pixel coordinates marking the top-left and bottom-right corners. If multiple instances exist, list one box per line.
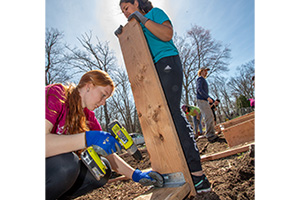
left=155, top=55, right=202, bottom=172
left=46, top=152, right=111, bottom=200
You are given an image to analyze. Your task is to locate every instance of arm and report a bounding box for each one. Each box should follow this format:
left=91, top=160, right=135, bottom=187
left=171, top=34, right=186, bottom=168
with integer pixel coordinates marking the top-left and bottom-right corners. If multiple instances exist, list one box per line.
left=144, top=20, right=173, bottom=42
left=197, top=78, right=214, bottom=103
left=46, top=120, right=86, bottom=158
left=207, top=97, right=214, bottom=103
left=196, top=113, right=200, bottom=121
left=106, top=153, right=135, bottom=178
left=106, top=153, right=163, bottom=187
left=128, top=11, right=173, bottom=41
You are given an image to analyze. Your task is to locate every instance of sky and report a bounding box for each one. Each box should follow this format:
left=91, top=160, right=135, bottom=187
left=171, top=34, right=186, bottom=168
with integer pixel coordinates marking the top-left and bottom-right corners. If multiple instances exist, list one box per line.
left=46, top=0, right=254, bottom=78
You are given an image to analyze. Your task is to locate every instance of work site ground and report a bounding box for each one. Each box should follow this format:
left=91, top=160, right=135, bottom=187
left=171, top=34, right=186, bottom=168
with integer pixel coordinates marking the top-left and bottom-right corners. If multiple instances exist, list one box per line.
left=75, top=133, right=254, bottom=200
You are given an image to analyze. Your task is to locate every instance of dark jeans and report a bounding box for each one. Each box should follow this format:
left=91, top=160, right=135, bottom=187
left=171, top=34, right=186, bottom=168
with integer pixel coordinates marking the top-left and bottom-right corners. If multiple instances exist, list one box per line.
left=155, top=55, right=202, bottom=172
left=46, top=152, right=111, bottom=200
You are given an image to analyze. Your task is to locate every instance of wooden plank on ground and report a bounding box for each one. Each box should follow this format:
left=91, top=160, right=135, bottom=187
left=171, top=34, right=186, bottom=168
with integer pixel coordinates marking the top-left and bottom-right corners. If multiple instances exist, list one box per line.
left=220, top=111, right=255, bottom=129
left=116, top=19, right=195, bottom=197
left=222, top=118, right=255, bottom=147
left=200, top=143, right=254, bottom=162
left=134, top=183, right=190, bottom=200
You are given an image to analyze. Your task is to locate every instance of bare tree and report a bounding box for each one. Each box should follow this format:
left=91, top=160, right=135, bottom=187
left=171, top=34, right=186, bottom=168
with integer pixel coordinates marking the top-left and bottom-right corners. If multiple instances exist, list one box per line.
left=108, top=69, right=141, bottom=133
left=228, top=60, right=255, bottom=99
left=45, top=28, right=72, bottom=85
left=210, top=76, right=235, bottom=122
left=174, top=34, right=197, bottom=105
left=187, top=25, right=231, bottom=77
left=209, top=60, right=255, bottom=122
left=67, top=31, right=116, bottom=74
left=175, top=25, right=231, bottom=105
left=66, top=31, right=118, bottom=130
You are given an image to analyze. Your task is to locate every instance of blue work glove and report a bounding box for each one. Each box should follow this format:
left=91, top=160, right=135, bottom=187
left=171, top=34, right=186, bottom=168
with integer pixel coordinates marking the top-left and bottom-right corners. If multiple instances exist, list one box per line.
left=85, top=130, right=121, bottom=156
left=128, top=11, right=149, bottom=25
left=132, top=169, right=164, bottom=187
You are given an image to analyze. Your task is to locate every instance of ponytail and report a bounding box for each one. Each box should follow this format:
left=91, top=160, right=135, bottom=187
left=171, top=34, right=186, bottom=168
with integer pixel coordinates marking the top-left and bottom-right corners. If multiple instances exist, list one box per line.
left=65, top=84, right=89, bottom=135
left=137, top=0, right=153, bottom=13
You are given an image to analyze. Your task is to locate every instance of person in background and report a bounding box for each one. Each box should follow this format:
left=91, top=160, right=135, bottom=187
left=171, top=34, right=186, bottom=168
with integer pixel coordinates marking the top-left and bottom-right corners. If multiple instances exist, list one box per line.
left=196, top=67, right=219, bottom=143
left=249, top=98, right=255, bottom=108
left=119, top=0, right=212, bottom=194
left=46, top=70, right=163, bottom=200
left=249, top=75, right=255, bottom=108
left=210, top=99, right=220, bottom=126
left=181, top=104, right=203, bottom=138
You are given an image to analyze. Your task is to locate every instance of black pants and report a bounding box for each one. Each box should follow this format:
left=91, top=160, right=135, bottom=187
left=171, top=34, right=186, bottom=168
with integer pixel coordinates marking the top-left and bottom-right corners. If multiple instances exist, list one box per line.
left=46, top=152, right=111, bottom=200
left=154, top=55, right=202, bottom=172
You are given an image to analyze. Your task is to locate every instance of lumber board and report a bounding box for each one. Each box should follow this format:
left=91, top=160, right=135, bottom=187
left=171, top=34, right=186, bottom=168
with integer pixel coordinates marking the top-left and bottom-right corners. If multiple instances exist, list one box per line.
left=116, top=19, right=196, bottom=197
left=200, top=143, right=254, bottom=162
left=222, top=118, right=255, bottom=147
left=220, top=111, right=254, bottom=129
left=134, top=183, right=190, bottom=200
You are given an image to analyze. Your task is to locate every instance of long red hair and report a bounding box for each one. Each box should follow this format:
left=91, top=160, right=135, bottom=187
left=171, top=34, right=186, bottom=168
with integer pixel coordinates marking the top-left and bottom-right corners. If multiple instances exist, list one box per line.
left=46, top=70, right=115, bottom=134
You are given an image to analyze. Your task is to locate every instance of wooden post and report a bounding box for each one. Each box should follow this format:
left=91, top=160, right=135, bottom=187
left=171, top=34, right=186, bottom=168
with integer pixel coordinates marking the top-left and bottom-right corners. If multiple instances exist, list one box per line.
left=116, top=19, right=196, bottom=198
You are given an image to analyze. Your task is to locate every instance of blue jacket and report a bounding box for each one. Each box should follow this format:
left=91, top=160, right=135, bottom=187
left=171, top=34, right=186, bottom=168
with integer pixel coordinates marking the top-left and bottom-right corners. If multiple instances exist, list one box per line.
left=196, top=76, right=211, bottom=101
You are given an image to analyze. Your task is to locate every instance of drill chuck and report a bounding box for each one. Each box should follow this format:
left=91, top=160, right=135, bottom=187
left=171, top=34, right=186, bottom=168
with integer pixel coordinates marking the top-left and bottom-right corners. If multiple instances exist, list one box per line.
left=108, top=120, right=142, bottom=161
left=127, top=143, right=142, bottom=160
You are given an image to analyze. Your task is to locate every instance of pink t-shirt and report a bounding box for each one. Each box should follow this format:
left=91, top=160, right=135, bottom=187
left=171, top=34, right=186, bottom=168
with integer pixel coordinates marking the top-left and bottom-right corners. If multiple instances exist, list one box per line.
left=46, top=84, right=102, bottom=135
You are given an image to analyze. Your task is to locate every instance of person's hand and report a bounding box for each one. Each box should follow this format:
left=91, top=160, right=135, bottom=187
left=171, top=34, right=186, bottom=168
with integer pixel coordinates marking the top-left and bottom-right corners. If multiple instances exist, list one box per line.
left=132, top=169, right=164, bottom=187
left=114, top=25, right=123, bottom=37
left=196, top=113, right=200, bottom=121
left=207, top=97, right=214, bottom=104
left=85, top=131, right=121, bottom=156
left=128, top=11, right=149, bottom=25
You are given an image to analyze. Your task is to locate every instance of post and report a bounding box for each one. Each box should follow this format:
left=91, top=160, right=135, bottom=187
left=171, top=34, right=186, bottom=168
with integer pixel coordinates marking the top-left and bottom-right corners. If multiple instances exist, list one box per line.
left=116, top=19, right=196, bottom=197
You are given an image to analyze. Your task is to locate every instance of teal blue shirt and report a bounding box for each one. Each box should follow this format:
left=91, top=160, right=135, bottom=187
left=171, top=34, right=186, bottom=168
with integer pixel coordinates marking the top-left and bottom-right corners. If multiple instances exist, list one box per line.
left=141, top=8, right=179, bottom=63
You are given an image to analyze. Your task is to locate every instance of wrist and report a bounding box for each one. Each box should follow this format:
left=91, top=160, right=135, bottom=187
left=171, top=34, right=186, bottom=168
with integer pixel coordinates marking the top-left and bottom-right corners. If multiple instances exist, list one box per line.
left=85, top=130, right=96, bottom=147
left=132, top=168, right=142, bottom=182
left=84, top=132, right=88, bottom=147
left=136, top=11, right=148, bottom=25
left=141, top=17, right=149, bottom=25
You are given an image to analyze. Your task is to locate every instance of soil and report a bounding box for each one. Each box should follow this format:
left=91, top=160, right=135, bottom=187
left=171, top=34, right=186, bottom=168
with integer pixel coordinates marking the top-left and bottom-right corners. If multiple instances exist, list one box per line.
left=75, top=133, right=254, bottom=200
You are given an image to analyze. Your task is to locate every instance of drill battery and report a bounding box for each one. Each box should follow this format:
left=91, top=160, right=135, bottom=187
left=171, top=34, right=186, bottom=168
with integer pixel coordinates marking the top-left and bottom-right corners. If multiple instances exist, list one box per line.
left=81, top=146, right=107, bottom=181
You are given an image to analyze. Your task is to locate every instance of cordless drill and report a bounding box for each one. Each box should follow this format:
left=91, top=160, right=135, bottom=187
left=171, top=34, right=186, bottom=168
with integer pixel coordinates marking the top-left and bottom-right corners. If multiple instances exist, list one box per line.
left=81, top=120, right=142, bottom=181
left=108, top=120, right=142, bottom=161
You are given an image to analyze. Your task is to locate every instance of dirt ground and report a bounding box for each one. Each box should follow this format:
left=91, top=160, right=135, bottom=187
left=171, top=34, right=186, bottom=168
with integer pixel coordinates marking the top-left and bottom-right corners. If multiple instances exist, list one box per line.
left=75, top=133, right=254, bottom=200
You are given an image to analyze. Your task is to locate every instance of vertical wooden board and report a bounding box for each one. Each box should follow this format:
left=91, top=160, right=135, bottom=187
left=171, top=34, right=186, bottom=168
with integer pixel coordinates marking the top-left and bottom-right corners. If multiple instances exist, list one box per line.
left=117, top=19, right=196, bottom=196
left=222, top=118, right=255, bottom=147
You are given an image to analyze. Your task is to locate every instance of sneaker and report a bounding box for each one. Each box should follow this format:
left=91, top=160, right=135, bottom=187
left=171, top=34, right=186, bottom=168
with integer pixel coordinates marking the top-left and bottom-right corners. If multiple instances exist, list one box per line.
left=207, top=135, right=219, bottom=143
left=192, top=174, right=212, bottom=194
